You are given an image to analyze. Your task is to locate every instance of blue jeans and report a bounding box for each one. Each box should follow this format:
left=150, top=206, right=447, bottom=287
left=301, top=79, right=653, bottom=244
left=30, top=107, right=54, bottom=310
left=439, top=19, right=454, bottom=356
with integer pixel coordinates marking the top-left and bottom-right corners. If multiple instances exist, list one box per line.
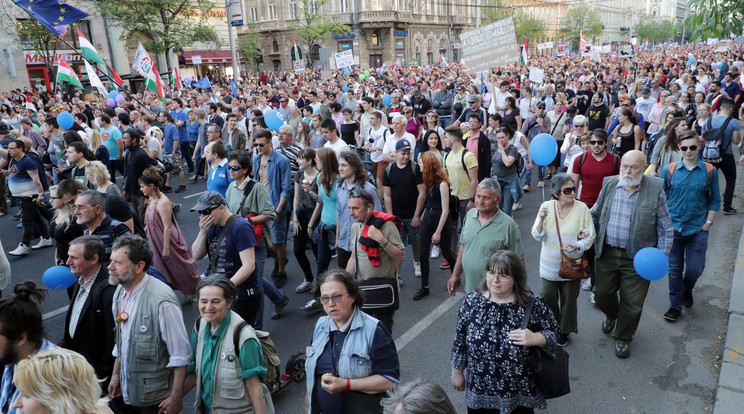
left=668, top=230, right=709, bottom=311
left=494, top=173, right=522, bottom=216
left=314, top=223, right=336, bottom=277
left=439, top=116, right=452, bottom=128
left=254, top=246, right=286, bottom=329
left=523, top=165, right=545, bottom=187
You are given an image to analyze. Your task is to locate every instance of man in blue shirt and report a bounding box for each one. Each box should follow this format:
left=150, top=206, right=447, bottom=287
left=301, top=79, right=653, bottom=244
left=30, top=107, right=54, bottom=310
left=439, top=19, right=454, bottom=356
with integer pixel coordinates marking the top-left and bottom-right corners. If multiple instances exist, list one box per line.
left=99, top=114, right=123, bottom=184
left=170, top=98, right=194, bottom=174
left=660, top=131, right=720, bottom=322
left=252, top=129, right=292, bottom=288
left=159, top=111, right=187, bottom=193
left=702, top=99, right=740, bottom=214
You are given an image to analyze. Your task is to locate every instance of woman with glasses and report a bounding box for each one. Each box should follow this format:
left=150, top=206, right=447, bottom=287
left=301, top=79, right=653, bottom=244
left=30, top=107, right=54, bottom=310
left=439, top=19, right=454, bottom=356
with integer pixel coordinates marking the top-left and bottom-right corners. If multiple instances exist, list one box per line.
left=531, top=174, right=595, bottom=346
left=402, top=106, right=423, bottom=141
left=611, top=109, right=642, bottom=158
left=304, top=269, right=400, bottom=414
left=138, top=166, right=200, bottom=296
left=561, top=115, right=588, bottom=171
left=451, top=250, right=560, bottom=413
left=48, top=185, right=84, bottom=268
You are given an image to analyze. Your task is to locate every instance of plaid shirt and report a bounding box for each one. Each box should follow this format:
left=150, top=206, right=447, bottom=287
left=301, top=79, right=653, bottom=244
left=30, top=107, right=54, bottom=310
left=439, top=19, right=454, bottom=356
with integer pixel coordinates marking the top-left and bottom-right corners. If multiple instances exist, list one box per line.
left=0, top=339, right=56, bottom=414
left=601, top=180, right=673, bottom=255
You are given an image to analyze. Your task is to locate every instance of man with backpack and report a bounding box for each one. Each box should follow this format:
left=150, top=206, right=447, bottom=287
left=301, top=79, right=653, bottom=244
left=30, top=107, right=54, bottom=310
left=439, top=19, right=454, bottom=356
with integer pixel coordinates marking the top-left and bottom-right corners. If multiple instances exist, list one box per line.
left=659, top=131, right=720, bottom=322
left=571, top=129, right=621, bottom=296
left=701, top=99, right=740, bottom=215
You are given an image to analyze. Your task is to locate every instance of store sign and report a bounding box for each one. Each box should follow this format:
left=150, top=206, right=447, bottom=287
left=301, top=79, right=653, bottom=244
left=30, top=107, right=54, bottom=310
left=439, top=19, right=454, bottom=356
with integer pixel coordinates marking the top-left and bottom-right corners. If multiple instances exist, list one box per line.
left=25, top=52, right=81, bottom=65
left=394, top=30, right=408, bottom=37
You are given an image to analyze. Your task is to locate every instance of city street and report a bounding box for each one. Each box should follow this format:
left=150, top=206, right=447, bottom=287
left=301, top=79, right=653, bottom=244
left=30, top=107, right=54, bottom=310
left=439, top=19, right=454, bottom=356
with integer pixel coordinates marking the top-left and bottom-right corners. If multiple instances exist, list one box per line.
left=1, top=165, right=742, bottom=413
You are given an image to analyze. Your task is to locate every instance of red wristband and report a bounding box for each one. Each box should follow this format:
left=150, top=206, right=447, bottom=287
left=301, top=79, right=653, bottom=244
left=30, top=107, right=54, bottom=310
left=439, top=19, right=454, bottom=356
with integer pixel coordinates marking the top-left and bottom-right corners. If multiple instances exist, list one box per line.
left=345, top=378, right=351, bottom=391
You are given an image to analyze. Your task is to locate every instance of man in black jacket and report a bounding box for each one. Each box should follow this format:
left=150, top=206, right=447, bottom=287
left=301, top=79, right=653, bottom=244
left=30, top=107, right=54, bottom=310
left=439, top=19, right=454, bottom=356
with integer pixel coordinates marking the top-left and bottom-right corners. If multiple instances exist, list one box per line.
left=121, top=129, right=153, bottom=222
left=63, top=235, right=116, bottom=392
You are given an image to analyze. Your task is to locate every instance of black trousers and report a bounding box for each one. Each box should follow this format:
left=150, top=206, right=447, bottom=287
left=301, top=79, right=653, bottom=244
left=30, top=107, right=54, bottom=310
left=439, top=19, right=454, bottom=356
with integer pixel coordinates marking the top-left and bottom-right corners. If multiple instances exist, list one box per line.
left=337, top=248, right=351, bottom=270
left=369, top=310, right=394, bottom=334
left=419, top=208, right=456, bottom=289
left=713, top=154, right=737, bottom=210
left=468, top=407, right=534, bottom=414
left=20, top=196, right=49, bottom=246
left=294, top=207, right=317, bottom=282
left=232, top=294, right=262, bottom=328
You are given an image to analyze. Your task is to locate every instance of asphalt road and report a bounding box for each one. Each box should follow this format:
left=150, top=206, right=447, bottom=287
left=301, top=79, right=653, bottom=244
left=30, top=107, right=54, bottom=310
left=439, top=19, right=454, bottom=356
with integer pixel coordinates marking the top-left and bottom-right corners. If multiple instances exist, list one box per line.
left=1, top=166, right=741, bottom=414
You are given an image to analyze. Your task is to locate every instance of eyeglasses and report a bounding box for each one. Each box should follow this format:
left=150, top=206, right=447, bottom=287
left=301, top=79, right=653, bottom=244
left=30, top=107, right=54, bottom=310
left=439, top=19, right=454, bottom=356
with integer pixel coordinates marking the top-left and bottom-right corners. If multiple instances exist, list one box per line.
left=228, top=165, right=243, bottom=171
left=495, top=126, right=508, bottom=132
left=198, top=206, right=218, bottom=216
left=680, top=145, right=698, bottom=152
left=73, top=204, right=92, bottom=211
left=349, top=189, right=373, bottom=205
left=620, top=104, right=629, bottom=107
left=486, top=271, right=512, bottom=281
left=426, top=114, right=436, bottom=118
left=589, top=140, right=605, bottom=145
left=255, top=142, right=266, bottom=147
left=319, top=292, right=347, bottom=305
left=574, top=124, right=586, bottom=128
left=561, top=186, right=577, bottom=195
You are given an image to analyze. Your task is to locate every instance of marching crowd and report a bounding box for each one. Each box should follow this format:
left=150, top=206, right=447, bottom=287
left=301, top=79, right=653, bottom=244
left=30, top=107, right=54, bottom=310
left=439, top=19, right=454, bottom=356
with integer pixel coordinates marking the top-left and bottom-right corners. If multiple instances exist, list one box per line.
left=0, top=41, right=742, bottom=414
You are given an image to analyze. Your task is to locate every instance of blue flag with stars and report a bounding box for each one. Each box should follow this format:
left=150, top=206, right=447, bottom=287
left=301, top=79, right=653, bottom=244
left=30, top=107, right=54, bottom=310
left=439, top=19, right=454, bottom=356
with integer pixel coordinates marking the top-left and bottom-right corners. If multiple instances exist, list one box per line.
left=12, top=0, right=89, bottom=37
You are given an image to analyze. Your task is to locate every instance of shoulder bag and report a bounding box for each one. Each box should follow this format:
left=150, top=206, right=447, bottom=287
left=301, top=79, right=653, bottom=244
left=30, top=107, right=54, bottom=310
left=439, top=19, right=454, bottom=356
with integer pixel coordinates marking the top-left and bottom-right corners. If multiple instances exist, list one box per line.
left=354, top=233, right=400, bottom=312
left=554, top=201, right=591, bottom=280
left=522, top=296, right=571, bottom=399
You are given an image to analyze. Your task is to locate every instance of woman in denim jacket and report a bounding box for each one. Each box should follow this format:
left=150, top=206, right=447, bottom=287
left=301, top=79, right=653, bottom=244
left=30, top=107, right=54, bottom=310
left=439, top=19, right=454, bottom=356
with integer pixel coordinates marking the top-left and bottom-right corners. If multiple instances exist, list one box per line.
left=304, top=270, right=400, bottom=414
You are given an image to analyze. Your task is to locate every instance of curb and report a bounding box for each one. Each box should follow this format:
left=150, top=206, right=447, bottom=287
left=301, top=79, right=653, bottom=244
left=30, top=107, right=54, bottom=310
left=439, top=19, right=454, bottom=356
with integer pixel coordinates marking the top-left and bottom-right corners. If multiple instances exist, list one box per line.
left=714, top=215, right=744, bottom=413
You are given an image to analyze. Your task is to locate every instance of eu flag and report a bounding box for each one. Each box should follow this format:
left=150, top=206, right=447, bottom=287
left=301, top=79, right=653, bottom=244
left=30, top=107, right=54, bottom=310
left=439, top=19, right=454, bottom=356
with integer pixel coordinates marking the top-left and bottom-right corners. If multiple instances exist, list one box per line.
left=12, top=0, right=89, bottom=37
left=193, top=77, right=212, bottom=89
left=231, top=80, right=237, bottom=97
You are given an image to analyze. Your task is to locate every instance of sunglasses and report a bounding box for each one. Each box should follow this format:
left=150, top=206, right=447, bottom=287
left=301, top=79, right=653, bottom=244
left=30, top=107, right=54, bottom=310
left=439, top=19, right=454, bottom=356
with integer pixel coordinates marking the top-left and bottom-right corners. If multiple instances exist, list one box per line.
left=589, top=140, right=605, bottom=145
left=680, top=145, right=698, bottom=152
left=198, top=206, right=218, bottom=216
left=561, top=187, right=577, bottom=195
left=620, top=104, right=629, bottom=107
left=255, top=142, right=266, bottom=147
left=228, top=165, right=243, bottom=171
left=574, top=124, right=586, bottom=128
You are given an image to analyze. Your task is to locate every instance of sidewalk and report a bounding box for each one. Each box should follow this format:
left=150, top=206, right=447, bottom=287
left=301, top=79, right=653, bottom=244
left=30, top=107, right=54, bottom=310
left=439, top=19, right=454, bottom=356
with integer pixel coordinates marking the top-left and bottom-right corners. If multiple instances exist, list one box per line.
left=715, top=213, right=744, bottom=412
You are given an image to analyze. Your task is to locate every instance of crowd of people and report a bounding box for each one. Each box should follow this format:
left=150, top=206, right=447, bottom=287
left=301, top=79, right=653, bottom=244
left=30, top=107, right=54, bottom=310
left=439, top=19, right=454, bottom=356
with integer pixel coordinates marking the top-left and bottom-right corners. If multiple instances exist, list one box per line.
left=0, top=41, right=742, bottom=413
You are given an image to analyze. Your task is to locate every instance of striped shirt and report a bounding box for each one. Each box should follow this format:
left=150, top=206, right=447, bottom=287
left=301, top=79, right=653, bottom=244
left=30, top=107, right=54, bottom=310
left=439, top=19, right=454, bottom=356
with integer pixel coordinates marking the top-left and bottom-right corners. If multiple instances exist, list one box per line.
left=277, top=142, right=303, bottom=182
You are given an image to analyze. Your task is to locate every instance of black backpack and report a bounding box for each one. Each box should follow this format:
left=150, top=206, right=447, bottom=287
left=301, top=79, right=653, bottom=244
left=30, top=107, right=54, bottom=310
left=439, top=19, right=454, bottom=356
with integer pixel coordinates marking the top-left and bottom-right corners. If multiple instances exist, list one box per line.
left=701, top=117, right=733, bottom=163
left=577, top=152, right=620, bottom=184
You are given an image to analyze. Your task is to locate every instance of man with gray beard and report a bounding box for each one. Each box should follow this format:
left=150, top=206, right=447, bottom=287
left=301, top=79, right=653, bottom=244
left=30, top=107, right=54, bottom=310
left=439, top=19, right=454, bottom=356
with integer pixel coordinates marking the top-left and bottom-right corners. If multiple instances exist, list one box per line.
left=590, top=150, right=673, bottom=359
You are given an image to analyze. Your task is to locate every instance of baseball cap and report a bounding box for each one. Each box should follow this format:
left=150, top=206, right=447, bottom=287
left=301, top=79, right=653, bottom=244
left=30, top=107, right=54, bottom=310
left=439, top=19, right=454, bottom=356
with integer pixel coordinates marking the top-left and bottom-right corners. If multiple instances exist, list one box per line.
left=468, top=96, right=478, bottom=103
left=190, top=191, right=227, bottom=212
left=395, top=139, right=412, bottom=151
left=642, top=87, right=651, bottom=94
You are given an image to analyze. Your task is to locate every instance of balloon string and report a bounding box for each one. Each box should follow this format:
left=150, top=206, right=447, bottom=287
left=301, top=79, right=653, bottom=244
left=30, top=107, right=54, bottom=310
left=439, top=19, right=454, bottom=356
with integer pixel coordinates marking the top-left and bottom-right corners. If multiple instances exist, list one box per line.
left=542, top=183, right=545, bottom=203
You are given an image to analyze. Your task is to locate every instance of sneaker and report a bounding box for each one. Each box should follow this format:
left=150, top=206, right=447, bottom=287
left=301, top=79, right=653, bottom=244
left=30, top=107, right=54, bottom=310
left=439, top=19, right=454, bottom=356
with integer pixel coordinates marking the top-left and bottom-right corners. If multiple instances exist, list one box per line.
left=187, top=168, right=195, bottom=175
left=523, top=185, right=531, bottom=192
left=12, top=211, right=21, bottom=220
left=723, top=207, right=737, bottom=215
left=273, top=271, right=288, bottom=289
left=301, top=299, right=322, bottom=312
left=412, top=288, right=429, bottom=301
left=188, top=175, right=199, bottom=183
left=271, top=295, right=290, bottom=319
left=581, top=279, right=592, bottom=291
left=397, top=275, right=403, bottom=286
left=615, top=340, right=630, bottom=359
left=8, top=243, right=29, bottom=256
left=295, top=280, right=312, bottom=293
left=440, top=259, right=451, bottom=269
left=537, top=181, right=544, bottom=188
left=16, top=222, right=23, bottom=229
left=663, top=307, right=681, bottom=322
left=601, top=317, right=616, bottom=334
left=512, top=201, right=522, bottom=211
left=200, top=272, right=209, bottom=280
left=31, top=237, right=54, bottom=250
left=556, top=333, right=569, bottom=347
left=331, top=249, right=338, bottom=259
left=683, top=290, right=694, bottom=308
left=175, top=185, right=187, bottom=193
left=590, top=292, right=596, bottom=304
left=162, top=186, right=173, bottom=193
left=545, top=173, right=553, bottom=180
left=414, top=262, right=422, bottom=277
left=0, top=212, right=5, bottom=217
left=430, top=244, right=441, bottom=259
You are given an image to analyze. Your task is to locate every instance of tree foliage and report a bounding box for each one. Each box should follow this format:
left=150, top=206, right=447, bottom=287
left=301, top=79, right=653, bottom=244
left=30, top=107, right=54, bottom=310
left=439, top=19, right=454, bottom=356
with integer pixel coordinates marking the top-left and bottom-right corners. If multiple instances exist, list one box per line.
left=559, top=6, right=603, bottom=50
left=635, top=16, right=675, bottom=44
left=480, top=2, right=546, bottom=44
left=237, top=23, right=262, bottom=68
left=682, top=0, right=743, bottom=41
left=97, top=0, right=217, bottom=71
left=289, top=0, right=350, bottom=68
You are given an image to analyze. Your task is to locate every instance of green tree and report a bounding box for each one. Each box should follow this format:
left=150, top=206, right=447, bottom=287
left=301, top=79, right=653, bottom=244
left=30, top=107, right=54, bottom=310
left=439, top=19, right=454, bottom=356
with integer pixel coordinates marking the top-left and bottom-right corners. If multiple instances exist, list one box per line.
left=237, top=23, right=262, bottom=69
left=97, top=0, right=217, bottom=71
left=682, top=0, right=743, bottom=41
left=635, top=16, right=675, bottom=44
left=559, top=6, right=603, bottom=50
left=289, top=0, right=350, bottom=68
left=480, top=0, right=511, bottom=24
left=514, top=12, right=546, bottom=44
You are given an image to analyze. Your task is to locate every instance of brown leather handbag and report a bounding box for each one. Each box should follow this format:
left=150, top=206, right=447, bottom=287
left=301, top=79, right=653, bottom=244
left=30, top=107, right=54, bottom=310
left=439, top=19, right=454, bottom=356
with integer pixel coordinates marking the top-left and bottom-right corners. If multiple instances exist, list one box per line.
left=554, top=202, right=591, bottom=280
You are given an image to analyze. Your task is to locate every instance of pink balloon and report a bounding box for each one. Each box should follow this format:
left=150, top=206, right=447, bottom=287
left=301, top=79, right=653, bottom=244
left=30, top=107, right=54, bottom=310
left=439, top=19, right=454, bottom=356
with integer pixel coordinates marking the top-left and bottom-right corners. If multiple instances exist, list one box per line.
left=54, top=25, right=67, bottom=35
left=106, top=98, right=116, bottom=108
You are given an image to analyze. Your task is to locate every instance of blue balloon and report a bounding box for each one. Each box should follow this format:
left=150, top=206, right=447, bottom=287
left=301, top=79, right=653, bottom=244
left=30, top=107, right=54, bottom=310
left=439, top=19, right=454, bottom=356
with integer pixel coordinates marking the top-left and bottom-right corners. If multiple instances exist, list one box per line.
left=264, top=109, right=284, bottom=132
left=108, top=89, right=119, bottom=99
left=43, top=265, right=76, bottom=290
left=342, top=85, right=349, bottom=93
left=529, top=133, right=558, bottom=166
left=382, top=94, right=392, bottom=106
left=633, top=247, right=669, bottom=281
left=57, top=111, right=74, bottom=129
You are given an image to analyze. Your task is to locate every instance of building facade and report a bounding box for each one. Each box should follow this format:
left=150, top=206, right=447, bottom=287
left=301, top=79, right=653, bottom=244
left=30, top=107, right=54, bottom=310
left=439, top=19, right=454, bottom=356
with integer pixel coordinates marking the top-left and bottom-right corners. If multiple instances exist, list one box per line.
left=242, top=0, right=475, bottom=72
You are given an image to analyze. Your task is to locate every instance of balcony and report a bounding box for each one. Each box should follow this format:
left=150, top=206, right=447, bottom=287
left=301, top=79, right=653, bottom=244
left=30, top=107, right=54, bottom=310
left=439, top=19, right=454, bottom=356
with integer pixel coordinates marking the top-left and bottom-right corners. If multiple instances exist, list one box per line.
left=453, top=16, right=470, bottom=25
left=256, top=20, right=283, bottom=32
left=359, top=10, right=412, bottom=25
left=330, top=13, right=353, bottom=25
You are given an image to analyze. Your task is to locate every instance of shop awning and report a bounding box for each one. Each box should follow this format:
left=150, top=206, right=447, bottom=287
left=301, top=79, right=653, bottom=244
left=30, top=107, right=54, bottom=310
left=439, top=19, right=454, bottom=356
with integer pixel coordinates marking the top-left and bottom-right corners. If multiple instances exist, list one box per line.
left=183, top=50, right=243, bottom=65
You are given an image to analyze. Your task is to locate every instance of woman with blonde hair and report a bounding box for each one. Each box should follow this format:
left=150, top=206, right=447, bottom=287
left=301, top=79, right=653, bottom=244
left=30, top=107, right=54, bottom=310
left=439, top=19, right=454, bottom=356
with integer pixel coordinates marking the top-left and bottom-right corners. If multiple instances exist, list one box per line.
left=87, top=129, right=111, bottom=166
left=12, top=347, right=113, bottom=414
left=85, top=160, right=122, bottom=197
left=48, top=185, right=84, bottom=266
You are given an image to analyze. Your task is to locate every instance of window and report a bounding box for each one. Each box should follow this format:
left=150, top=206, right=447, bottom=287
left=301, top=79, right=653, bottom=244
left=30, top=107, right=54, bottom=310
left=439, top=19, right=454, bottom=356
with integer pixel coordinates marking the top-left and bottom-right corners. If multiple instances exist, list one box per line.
left=652, top=7, right=657, bottom=16
left=268, top=0, right=277, bottom=20
left=426, top=0, right=432, bottom=14
left=250, top=7, right=258, bottom=22
left=338, top=0, right=348, bottom=13
left=290, top=45, right=302, bottom=61
left=413, top=0, right=419, bottom=13
left=371, top=33, right=379, bottom=47
left=371, top=0, right=382, bottom=11
left=273, top=40, right=279, bottom=53
left=289, top=0, right=297, bottom=19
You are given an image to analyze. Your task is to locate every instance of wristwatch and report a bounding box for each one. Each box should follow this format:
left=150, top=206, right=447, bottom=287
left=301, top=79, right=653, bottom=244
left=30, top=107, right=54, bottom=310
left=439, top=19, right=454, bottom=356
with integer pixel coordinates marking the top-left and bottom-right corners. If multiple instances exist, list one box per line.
left=705, top=220, right=713, bottom=225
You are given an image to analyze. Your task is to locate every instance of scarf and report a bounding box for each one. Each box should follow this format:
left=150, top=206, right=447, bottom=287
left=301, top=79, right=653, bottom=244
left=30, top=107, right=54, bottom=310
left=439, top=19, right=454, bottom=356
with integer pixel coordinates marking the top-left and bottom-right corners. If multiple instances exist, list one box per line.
left=360, top=211, right=403, bottom=267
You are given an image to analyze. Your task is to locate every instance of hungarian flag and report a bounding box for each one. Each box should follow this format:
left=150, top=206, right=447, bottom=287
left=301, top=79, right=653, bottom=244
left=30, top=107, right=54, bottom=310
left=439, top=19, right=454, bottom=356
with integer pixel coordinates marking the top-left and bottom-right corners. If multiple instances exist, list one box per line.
left=171, top=65, right=183, bottom=90
left=520, top=38, right=528, bottom=66
left=77, top=28, right=123, bottom=86
left=57, top=58, right=83, bottom=89
left=151, top=67, right=165, bottom=103
left=84, top=59, right=107, bottom=98
left=580, top=32, right=589, bottom=53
